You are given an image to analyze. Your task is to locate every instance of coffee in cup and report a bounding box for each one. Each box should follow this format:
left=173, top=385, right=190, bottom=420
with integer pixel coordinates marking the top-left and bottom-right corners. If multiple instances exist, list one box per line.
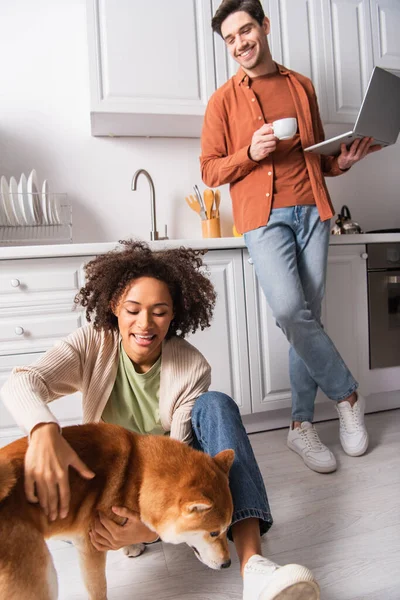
left=272, top=117, right=298, bottom=140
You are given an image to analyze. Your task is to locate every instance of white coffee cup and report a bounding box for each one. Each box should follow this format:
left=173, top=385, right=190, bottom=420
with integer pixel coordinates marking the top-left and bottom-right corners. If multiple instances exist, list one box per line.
left=272, top=117, right=298, bottom=140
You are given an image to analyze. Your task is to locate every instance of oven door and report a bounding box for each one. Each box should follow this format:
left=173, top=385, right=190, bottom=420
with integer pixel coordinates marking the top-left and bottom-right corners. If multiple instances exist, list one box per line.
left=368, top=270, right=400, bottom=369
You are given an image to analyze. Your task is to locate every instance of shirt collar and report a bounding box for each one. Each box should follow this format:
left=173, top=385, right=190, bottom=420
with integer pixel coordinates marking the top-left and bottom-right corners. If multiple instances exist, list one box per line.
left=235, top=62, right=290, bottom=86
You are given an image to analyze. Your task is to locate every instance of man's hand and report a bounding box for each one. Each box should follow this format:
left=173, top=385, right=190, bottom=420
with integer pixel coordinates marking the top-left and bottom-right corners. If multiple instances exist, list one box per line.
left=89, top=506, right=159, bottom=552
left=337, top=137, right=382, bottom=171
left=249, top=124, right=277, bottom=162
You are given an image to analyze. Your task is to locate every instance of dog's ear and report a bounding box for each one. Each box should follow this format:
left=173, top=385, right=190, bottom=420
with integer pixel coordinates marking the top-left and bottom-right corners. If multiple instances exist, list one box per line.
left=182, top=497, right=213, bottom=515
left=213, top=449, right=235, bottom=475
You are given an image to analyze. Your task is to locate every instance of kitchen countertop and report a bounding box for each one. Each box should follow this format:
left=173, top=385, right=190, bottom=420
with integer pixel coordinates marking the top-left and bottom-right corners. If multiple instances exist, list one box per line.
left=1, top=233, right=400, bottom=260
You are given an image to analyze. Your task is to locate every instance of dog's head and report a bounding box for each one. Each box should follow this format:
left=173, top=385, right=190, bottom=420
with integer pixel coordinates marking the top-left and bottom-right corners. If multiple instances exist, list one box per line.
left=141, top=448, right=235, bottom=570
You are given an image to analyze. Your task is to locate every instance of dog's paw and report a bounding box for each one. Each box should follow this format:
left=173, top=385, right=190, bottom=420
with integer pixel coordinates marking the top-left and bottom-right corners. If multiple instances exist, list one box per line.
left=123, top=543, right=146, bottom=558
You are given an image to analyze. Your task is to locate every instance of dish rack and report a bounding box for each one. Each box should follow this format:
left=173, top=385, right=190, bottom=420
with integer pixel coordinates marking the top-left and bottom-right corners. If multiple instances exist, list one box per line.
left=0, top=195, right=72, bottom=246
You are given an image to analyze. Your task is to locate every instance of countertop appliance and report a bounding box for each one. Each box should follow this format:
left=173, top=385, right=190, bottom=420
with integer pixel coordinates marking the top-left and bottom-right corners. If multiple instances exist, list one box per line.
left=367, top=242, right=400, bottom=369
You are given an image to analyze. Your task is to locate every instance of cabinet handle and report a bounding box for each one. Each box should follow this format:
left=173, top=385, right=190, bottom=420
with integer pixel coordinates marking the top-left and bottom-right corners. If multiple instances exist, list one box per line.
left=14, top=326, right=24, bottom=336
left=248, top=257, right=254, bottom=265
left=361, top=253, right=368, bottom=260
left=11, top=278, right=21, bottom=287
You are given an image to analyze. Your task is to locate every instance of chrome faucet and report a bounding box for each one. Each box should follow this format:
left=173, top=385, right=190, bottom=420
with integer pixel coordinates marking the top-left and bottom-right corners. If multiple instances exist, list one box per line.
left=131, top=169, right=168, bottom=241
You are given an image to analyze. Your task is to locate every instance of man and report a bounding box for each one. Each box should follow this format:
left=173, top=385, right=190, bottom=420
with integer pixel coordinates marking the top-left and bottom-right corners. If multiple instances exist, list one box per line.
left=201, top=2, right=381, bottom=594
left=201, top=0, right=381, bottom=473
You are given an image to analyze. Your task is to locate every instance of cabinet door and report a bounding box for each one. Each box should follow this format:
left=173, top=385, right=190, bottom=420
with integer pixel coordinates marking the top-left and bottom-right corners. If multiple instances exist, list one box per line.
left=370, top=0, right=400, bottom=71
left=321, top=0, right=374, bottom=124
left=187, top=250, right=252, bottom=415
left=244, top=245, right=368, bottom=413
left=87, top=0, right=215, bottom=136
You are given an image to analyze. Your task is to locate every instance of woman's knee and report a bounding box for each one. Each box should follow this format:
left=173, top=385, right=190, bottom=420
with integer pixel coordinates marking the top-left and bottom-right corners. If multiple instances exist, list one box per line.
left=192, top=391, right=239, bottom=420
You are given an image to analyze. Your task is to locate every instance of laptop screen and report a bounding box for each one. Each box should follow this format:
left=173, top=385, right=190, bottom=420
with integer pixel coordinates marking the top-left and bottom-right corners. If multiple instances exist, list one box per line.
left=355, top=67, right=400, bottom=144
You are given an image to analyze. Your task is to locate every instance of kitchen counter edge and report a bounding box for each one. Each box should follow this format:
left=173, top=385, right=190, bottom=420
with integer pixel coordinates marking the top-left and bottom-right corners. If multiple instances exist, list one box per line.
left=1, top=233, right=400, bottom=260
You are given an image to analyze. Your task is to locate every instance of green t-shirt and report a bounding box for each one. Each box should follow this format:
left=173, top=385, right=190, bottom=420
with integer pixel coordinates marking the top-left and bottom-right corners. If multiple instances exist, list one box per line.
left=102, top=342, right=164, bottom=435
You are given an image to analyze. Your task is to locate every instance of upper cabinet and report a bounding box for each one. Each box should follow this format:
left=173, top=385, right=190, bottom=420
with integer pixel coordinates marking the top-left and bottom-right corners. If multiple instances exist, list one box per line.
left=370, top=0, right=400, bottom=71
left=321, top=0, right=374, bottom=123
left=86, top=0, right=215, bottom=137
left=86, top=0, right=400, bottom=136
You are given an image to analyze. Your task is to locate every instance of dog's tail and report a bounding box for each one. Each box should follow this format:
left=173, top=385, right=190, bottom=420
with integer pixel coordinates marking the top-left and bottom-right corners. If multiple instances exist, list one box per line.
left=0, top=458, right=17, bottom=503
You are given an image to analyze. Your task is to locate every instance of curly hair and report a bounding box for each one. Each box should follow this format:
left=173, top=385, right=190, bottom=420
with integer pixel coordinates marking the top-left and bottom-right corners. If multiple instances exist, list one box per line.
left=75, top=240, right=216, bottom=339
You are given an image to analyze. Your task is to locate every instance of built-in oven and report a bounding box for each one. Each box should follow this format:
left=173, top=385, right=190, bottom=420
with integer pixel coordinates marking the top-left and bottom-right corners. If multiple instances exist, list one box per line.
left=367, top=243, right=400, bottom=369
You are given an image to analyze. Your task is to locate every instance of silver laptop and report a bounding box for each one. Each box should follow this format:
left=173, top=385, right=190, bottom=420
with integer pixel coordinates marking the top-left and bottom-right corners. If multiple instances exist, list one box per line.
left=304, top=67, right=400, bottom=156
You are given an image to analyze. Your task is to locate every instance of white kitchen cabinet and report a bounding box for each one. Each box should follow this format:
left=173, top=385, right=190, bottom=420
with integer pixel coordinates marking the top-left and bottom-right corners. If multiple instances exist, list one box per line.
left=321, top=0, right=374, bottom=124
left=187, top=249, right=252, bottom=415
left=243, top=245, right=369, bottom=414
left=86, top=0, right=215, bottom=137
left=370, top=0, right=400, bottom=71
left=86, top=0, right=398, bottom=137
left=0, top=256, right=92, bottom=441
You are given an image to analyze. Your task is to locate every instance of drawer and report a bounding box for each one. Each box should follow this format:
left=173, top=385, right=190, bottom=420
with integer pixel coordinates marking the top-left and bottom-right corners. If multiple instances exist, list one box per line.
left=0, top=257, right=92, bottom=308
left=0, top=310, right=85, bottom=355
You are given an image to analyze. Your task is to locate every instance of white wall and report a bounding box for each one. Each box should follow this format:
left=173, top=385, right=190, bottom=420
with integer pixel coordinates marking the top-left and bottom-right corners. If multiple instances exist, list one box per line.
left=0, top=0, right=399, bottom=245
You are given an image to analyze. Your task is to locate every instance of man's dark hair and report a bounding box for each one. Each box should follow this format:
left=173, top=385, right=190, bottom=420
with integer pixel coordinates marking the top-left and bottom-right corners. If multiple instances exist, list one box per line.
left=212, top=0, right=265, bottom=37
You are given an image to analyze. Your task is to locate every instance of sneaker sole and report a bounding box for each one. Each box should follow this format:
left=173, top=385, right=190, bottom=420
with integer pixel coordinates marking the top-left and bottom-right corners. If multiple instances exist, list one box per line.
left=287, top=440, right=337, bottom=474
left=259, top=564, right=320, bottom=600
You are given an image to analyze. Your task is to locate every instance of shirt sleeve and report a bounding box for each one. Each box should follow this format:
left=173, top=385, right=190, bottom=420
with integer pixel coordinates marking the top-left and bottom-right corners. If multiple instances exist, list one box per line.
left=0, top=329, right=87, bottom=434
left=200, top=93, right=259, bottom=188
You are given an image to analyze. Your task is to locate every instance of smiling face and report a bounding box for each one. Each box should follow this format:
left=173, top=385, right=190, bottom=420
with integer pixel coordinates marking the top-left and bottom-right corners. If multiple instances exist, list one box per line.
left=221, top=11, right=272, bottom=77
left=113, top=277, right=174, bottom=372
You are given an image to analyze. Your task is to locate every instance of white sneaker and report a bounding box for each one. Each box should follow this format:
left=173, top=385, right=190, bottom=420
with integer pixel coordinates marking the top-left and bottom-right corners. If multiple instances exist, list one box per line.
left=336, top=394, right=369, bottom=456
left=243, top=554, right=320, bottom=600
left=287, top=422, right=337, bottom=473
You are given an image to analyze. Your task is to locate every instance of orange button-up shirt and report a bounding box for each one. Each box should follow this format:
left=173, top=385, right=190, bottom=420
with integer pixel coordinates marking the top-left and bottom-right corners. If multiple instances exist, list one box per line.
left=200, top=64, right=345, bottom=234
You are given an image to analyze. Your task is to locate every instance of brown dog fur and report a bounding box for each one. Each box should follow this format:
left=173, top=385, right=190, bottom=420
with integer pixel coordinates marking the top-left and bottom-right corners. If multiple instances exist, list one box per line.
left=0, top=423, right=234, bottom=600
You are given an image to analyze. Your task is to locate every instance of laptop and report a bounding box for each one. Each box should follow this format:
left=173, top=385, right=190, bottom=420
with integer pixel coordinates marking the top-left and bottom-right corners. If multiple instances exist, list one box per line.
left=304, top=66, right=400, bottom=156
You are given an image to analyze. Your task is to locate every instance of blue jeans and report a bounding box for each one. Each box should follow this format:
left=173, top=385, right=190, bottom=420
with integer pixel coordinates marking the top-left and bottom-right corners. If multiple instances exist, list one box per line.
left=191, top=391, right=272, bottom=539
left=244, top=206, right=358, bottom=422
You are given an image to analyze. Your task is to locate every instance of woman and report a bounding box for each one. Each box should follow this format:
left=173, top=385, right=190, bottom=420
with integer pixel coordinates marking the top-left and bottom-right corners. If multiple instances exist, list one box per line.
left=1, top=240, right=319, bottom=600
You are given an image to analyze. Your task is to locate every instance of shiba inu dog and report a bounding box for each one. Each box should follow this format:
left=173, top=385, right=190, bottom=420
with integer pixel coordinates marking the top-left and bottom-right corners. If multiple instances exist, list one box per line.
left=0, top=423, right=234, bottom=600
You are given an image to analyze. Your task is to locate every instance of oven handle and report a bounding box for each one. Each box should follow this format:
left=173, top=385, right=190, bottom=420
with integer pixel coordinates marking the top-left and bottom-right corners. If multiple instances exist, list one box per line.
left=386, top=276, right=400, bottom=284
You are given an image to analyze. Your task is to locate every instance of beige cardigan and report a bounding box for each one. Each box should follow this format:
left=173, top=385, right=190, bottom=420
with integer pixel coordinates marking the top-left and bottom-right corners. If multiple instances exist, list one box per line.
left=1, top=325, right=211, bottom=444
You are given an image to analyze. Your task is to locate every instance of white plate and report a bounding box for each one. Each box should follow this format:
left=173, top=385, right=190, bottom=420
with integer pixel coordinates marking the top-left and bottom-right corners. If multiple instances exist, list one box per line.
left=18, top=173, right=35, bottom=225
left=42, top=179, right=52, bottom=224
left=9, top=176, right=26, bottom=226
left=27, top=169, right=43, bottom=224
left=0, top=176, right=14, bottom=225
left=53, top=192, right=62, bottom=225
left=45, top=182, right=62, bottom=225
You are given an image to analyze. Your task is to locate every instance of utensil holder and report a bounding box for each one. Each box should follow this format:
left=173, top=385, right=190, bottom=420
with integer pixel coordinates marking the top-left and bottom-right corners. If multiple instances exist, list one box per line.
left=202, top=217, right=221, bottom=238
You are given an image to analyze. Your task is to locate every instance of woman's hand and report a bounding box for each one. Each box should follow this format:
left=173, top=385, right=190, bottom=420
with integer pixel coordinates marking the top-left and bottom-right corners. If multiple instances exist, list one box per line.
left=337, top=137, right=382, bottom=171
left=24, top=422, right=95, bottom=521
left=89, top=506, right=159, bottom=552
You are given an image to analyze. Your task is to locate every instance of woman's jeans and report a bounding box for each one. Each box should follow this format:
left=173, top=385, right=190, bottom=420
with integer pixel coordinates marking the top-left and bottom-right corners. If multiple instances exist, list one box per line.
left=191, top=391, right=272, bottom=539
left=244, top=206, right=358, bottom=423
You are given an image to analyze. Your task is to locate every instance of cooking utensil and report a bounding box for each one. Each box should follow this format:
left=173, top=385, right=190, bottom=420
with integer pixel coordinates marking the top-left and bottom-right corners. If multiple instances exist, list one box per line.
left=331, top=205, right=363, bottom=235
left=186, top=195, right=206, bottom=220
left=193, top=186, right=207, bottom=220
left=185, top=195, right=201, bottom=215
left=214, top=189, right=221, bottom=218
left=193, top=185, right=204, bottom=208
left=203, top=189, right=215, bottom=220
